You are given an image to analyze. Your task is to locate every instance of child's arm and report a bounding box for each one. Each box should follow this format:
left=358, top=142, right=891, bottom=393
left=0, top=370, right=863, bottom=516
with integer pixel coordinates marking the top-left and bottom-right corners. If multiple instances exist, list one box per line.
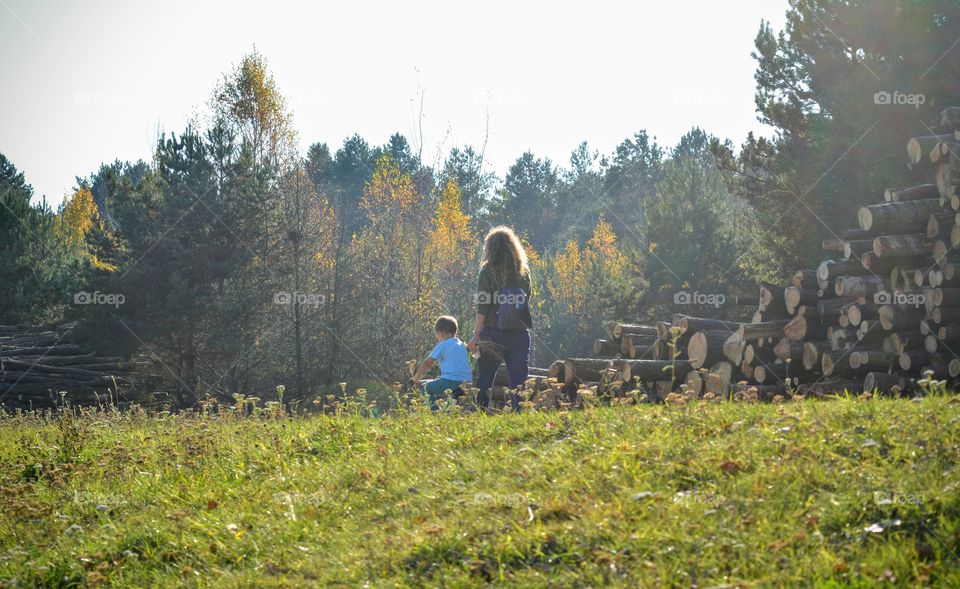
left=411, top=357, right=436, bottom=384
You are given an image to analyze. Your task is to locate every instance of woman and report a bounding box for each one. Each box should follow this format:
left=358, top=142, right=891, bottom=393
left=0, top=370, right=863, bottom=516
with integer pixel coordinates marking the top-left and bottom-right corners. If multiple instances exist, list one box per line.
left=467, top=226, right=533, bottom=411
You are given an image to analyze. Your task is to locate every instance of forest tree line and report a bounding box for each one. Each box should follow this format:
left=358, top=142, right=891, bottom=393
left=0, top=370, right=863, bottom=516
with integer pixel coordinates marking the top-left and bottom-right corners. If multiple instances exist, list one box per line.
left=2, top=0, right=958, bottom=405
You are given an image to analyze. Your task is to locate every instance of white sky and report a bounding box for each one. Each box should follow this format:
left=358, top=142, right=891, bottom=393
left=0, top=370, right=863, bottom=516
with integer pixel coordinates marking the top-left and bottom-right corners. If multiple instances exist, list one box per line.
left=0, top=0, right=788, bottom=204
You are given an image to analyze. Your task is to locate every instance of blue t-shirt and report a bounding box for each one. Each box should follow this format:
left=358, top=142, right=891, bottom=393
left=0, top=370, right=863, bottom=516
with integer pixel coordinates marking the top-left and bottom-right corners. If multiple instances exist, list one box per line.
left=429, top=337, right=472, bottom=382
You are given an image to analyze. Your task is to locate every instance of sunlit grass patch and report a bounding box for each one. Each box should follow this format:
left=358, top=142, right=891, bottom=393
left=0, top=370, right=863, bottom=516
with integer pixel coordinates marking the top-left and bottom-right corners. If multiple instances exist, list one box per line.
left=0, top=396, right=958, bottom=586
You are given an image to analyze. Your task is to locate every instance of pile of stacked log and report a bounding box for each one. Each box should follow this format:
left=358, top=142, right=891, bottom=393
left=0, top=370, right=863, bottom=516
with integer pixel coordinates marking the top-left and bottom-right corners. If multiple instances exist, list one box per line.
left=550, top=107, right=960, bottom=401
left=0, top=322, right=134, bottom=410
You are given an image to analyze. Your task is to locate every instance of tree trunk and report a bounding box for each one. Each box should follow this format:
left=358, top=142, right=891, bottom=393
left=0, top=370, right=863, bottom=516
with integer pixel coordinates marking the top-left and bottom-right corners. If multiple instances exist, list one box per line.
left=877, top=305, right=924, bottom=331
left=563, top=358, right=617, bottom=386
left=731, top=320, right=790, bottom=343
left=889, top=266, right=927, bottom=291
left=730, top=294, right=760, bottom=306
left=932, top=306, right=960, bottom=324
left=723, top=336, right=745, bottom=364
left=950, top=358, right=960, bottom=378
left=548, top=360, right=565, bottom=382
left=744, top=342, right=778, bottom=365
left=885, top=184, right=939, bottom=202
left=818, top=296, right=864, bottom=320
left=857, top=199, right=942, bottom=234
left=823, top=237, right=844, bottom=252
left=829, top=327, right=856, bottom=350
left=773, top=337, right=805, bottom=363
left=759, top=282, right=789, bottom=316
left=846, top=303, right=880, bottom=327
left=899, top=350, right=931, bottom=371
left=857, top=320, right=888, bottom=344
left=675, top=315, right=740, bottom=335
left=907, top=134, right=953, bottom=166
left=617, top=359, right=692, bottom=383
left=324, top=214, right=348, bottom=384
left=792, top=305, right=821, bottom=320
left=182, top=331, right=198, bottom=406
left=922, top=364, right=951, bottom=379
left=793, top=270, right=820, bottom=290
left=625, top=345, right=658, bottom=360
left=704, top=362, right=732, bottom=396
left=818, top=258, right=867, bottom=282
left=656, top=321, right=676, bottom=359
left=942, top=107, right=960, bottom=129
left=784, top=315, right=828, bottom=341
left=802, top=380, right=861, bottom=396
left=753, top=362, right=792, bottom=384
left=850, top=351, right=898, bottom=372
left=841, top=227, right=872, bottom=241
left=872, top=234, right=931, bottom=258
left=884, top=330, right=925, bottom=354
left=863, top=372, right=906, bottom=394
left=926, top=212, right=956, bottom=239
left=802, top=341, right=821, bottom=371
left=935, top=154, right=959, bottom=199
left=932, top=239, right=960, bottom=268
left=784, top=287, right=818, bottom=313
left=937, top=323, right=960, bottom=341
left=834, top=275, right=884, bottom=297
left=683, top=370, right=703, bottom=396
left=687, top=330, right=732, bottom=369
left=933, top=287, right=960, bottom=307
left=612, top=323, right=658, bottom=339
left=619, top=334, right=658, bottom=358
left=593, top=339, right=620, bottom=357
left=843, top=239, right=874, bottom=260
left=292, top=239, right=304, bottom=399
left=943, top=262, right=960, bottom=285
left=821, top=349, right=853, bottom=377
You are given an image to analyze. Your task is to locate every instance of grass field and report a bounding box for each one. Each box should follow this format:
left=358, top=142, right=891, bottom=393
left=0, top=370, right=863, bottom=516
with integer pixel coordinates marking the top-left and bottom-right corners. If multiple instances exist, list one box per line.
left=1, top=394, right=959, bottom=587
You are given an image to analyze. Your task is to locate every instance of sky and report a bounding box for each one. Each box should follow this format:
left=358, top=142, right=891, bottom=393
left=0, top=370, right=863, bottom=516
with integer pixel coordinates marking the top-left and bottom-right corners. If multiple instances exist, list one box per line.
left=0, top=0, right=789, bottom=205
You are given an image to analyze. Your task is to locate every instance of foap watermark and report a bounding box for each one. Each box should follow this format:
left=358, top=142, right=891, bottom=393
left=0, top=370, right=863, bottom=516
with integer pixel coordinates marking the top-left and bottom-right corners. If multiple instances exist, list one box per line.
left=470, top=492, right=528, bottom=508
left=71, top=490, right=127, bottom=508
left=874, top=90, right=925, bottom=108
left=673, top=489, right=727, bottom=506
left=474, top=291, right=527, bottom=306
left=273, top=491, right=325, bottom=507
left=873, top=491, right=924, bottom=506
left=274, top=291, right=325, bottom=307
left=73, top=291, right=125, bottom=308
left=874, top=291, right=925, bottom=308
left=73, top=90, right=126, bottom=107
left=674, top=290, right=725, bottom=308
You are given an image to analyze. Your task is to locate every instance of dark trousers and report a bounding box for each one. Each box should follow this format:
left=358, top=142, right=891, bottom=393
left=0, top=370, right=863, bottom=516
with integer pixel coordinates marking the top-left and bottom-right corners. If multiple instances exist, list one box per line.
left=475, top=327, right=530, bottom=411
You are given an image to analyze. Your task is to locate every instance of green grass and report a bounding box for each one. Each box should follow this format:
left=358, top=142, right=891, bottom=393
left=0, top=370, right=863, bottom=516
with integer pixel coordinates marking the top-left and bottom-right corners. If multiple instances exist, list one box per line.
left=1, top=395, right=959, bottom=587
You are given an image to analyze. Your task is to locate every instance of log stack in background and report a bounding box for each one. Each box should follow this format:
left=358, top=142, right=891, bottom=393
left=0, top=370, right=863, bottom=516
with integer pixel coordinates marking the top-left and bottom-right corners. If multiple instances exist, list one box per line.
left=555, top=107, right=960, bottom=401
left=0, top=322, right=135, bottom=410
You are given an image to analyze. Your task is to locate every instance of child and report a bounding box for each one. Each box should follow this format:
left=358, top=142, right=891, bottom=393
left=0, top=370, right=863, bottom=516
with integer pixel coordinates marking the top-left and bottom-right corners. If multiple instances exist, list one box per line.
left=411, top=315, right=473, bottom=409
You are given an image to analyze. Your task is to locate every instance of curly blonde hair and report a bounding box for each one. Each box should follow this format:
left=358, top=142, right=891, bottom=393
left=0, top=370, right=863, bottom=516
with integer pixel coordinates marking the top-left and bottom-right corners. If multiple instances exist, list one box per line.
left=481, top=226, right=529, bottom=286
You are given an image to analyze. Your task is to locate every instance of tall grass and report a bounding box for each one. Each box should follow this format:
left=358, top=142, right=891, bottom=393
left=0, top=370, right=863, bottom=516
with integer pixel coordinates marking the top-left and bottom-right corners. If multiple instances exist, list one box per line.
left=1, top=394, right=958, bottom=587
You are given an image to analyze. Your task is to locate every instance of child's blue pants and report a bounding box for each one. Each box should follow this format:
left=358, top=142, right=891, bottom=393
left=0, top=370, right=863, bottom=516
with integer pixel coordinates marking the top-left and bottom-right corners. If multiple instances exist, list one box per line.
left=421, top=378, right=464, bottom=409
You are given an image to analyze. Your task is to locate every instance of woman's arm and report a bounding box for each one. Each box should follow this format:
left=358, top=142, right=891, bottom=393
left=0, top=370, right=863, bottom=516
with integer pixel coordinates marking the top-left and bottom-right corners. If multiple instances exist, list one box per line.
left=467, top=313, right=485, bottom=353
left=470, top=266, right=492, bottom=353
